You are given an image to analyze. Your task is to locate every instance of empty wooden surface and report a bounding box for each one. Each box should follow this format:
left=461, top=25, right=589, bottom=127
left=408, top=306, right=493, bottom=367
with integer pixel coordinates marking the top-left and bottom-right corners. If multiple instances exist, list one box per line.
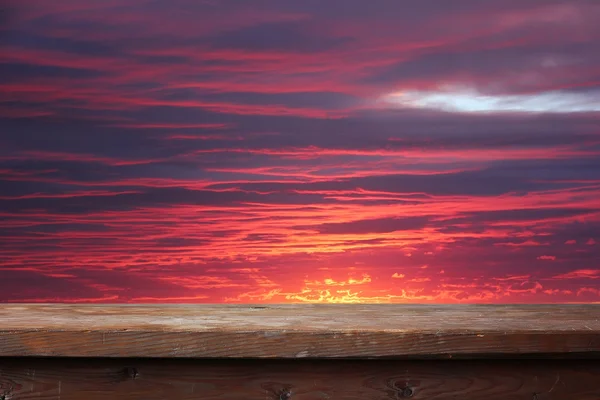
left=1, top=304, right=599, bottom=358
left=1, top=358, right=599, bottom=400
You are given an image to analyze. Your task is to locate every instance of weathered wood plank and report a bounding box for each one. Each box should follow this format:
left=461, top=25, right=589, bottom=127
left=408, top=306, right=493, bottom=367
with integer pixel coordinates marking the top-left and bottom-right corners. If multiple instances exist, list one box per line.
left=1, top=358, right=599, bottom=400
left=0, top=304, right=599, bottom=358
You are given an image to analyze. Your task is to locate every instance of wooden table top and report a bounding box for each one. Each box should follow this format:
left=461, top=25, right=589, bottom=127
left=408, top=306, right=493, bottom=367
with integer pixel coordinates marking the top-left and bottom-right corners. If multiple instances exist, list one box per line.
left=1, top=304, right=599, bottom=358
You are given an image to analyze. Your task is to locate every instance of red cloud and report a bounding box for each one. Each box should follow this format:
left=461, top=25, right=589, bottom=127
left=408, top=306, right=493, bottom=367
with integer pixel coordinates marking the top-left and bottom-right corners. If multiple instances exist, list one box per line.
left=554, top=269, right=600, bottom=279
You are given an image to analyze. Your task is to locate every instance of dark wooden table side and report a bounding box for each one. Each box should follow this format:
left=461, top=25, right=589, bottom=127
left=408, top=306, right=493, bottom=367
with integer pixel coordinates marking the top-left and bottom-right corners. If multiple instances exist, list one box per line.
left=1, top=358, right=600, bottom=400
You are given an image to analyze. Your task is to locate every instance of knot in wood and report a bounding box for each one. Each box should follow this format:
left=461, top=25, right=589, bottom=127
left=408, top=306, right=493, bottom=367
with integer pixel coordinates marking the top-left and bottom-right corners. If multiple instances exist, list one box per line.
left=125, top=367, right=139, bottom=380
left=401, top=386, right=414, bottom=398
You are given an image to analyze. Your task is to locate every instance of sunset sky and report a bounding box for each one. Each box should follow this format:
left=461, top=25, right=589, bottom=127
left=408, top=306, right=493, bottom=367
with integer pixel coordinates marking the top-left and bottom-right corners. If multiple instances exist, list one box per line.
left=1, top=0, right=600, bottom=303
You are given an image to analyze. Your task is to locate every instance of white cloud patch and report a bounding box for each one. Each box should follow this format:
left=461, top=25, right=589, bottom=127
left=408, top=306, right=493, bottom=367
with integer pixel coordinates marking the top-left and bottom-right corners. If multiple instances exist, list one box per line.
left=382, top=87, right=600, bottom=114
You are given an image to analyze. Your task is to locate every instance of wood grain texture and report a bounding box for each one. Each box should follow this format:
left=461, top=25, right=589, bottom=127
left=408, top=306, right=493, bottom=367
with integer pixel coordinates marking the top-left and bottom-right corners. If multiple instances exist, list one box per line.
left=1, top=358, right=599, bottom=400
left=0, top=304, right=599, bottom=358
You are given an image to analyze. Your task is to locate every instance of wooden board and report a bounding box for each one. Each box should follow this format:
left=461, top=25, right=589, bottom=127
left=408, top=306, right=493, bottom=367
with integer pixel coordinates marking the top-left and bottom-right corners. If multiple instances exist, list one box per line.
left=1, top=304, right=599, bottom=358
left=1, top=358, right=599, bottom=400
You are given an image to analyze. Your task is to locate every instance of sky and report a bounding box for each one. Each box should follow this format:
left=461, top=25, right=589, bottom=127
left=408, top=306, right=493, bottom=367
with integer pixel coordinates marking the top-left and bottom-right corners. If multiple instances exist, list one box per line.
left=1, top=0, right=600, bottom=304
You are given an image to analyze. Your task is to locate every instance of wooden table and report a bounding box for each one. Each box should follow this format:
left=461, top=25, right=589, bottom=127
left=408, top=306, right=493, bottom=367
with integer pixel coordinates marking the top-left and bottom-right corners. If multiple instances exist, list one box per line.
left=0, top=304, right=599, bottom=399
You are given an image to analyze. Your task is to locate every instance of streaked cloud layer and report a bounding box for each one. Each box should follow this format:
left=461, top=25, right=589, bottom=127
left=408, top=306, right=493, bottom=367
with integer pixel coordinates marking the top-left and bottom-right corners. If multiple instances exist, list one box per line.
left=1, top=0, right=599, bottom=303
